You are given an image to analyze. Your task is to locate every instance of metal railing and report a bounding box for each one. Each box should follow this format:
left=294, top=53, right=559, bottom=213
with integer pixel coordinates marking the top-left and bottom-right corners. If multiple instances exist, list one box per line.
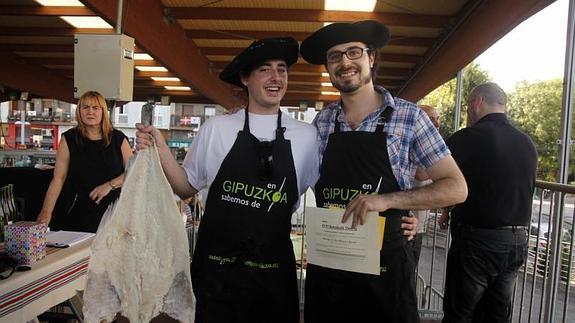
left=190, top=180, right=575, bottom=321
left=415, top=180, right=575, bottom=322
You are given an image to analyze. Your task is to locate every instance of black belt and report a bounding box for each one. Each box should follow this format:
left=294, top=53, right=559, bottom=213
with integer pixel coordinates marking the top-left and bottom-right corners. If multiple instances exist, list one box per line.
left=458, top=224, right=528, bottom=232
left=495, top=225, right=528, bottom=230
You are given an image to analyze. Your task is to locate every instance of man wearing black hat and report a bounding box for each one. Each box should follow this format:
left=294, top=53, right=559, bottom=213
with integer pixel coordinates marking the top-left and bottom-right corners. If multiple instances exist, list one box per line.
left=136, top=37, right=319, bottom=322
left=300, top=21, right=468, bottom=322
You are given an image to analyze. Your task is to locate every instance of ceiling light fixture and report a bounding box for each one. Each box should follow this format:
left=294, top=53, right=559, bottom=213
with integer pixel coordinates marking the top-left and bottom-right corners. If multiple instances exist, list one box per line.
left=151, top=77, right=181, bottom=82
left=61, top=16, right=113, bottom=29
left=35, top=0, right=83, bottom=6
left=134, top=53, right=153, bottom=60
left=324, top=0, right=376, bottom=12
left=136, top=66, right=168, bottom=72
left=164, top=86, right=191, bottom=91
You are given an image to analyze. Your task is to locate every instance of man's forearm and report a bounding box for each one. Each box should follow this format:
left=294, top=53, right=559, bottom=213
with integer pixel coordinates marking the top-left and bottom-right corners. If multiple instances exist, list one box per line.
left=156, top=144, right=197, bottom=199
left=385, top=176, right=467, bottom=211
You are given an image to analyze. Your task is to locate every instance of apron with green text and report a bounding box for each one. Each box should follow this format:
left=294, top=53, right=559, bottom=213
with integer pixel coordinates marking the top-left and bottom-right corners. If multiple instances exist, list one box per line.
left=305, top=107, right=419, bottom=323
left=191, top=109, right=299, bottom=323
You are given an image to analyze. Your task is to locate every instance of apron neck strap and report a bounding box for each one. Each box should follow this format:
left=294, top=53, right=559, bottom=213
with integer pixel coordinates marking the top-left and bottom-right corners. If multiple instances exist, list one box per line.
left=243, top=107, right=250, bottom=132
left=243, top=107, right=284, bottom=139
left=375, top=106, right=393, bottom=132
left=334, top=110, right=342, bottom=133
left=334, top=106, right=394, bottom=133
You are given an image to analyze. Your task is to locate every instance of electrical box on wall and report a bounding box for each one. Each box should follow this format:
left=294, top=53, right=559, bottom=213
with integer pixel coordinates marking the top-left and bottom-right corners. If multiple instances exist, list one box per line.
left=74, top=34, right=134, bottom=101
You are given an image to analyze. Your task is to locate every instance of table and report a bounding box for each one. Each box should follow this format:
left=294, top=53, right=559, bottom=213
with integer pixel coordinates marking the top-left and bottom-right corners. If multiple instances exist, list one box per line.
left=0, top=238, right=93, bottom=323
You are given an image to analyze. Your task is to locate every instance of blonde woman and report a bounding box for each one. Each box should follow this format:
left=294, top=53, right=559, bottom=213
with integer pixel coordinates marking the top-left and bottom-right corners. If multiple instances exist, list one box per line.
left=37, top=91, right=132, bottom=232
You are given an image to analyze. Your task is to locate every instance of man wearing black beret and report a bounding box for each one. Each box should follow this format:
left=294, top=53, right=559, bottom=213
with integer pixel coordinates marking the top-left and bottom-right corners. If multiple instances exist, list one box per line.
left=136, top=37, right=320, bottom=322
left=301, top=20, right=468, bottom=322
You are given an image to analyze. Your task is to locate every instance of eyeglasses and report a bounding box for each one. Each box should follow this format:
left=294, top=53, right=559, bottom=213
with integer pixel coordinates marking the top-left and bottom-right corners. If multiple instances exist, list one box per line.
left=326, top=47, right=370, bottom=63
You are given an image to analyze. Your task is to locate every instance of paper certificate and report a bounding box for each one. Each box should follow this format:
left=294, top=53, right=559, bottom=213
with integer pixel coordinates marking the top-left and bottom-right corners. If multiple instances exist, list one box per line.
left=305, top=207, right=381, bottom=275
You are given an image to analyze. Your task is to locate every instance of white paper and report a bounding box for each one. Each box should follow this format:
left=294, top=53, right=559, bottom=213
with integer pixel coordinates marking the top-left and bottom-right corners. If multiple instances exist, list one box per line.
left=46, top=230, right=95, bottom=247
left=305, top=207, right=380, bottom=275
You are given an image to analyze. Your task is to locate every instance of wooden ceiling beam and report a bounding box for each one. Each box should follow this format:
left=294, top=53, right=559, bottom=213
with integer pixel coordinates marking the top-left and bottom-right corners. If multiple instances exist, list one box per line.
left=388, top=37, right=435, bottom=47
left=17, top=57, right=161, bottom=67
left=202, top=47, right=421, bottom=63
left=201, top=47, right=247, bottom=56
left=134, top=70, right=178, bottom=78
left=170, top=8, right=450, bottom=28
left=0, top=6, right=94, bottom=16
left=133, top=60, right=164, bottom=67
left=188, top=29, right=434, bottom=47
left=0, top=44, right=74, bottom=52
left=134, top=80, right=187, bottom=87
left=288, top=75, right=331, bottom=83
left=377, top=67, right=412, bottom=77
left=379, top=53, right=421, bottom=63
left=398, top=0, right=555, bottom=101
left=374, top=79, right=405, bottom=87
left=0, top=27, right=113, bottom=36
left=186, top=29, right=310, bottom=41
left=0, top=43, right=145, bottom=53
left=0, top=51, right=74, bottom=102
left=82, top=0, right=240, bottom=109
left=17, top=57, right=72, bottom=65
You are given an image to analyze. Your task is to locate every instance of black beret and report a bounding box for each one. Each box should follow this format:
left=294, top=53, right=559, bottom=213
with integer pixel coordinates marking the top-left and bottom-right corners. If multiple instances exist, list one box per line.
left=300, top=20, right=389, bottom=65
left=220, top=37, right=299, bottom=87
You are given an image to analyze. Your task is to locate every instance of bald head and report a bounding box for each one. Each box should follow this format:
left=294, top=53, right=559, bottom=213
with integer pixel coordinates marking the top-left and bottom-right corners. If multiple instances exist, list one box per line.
left=466, top=82, right=507, bottom=126
left=469, top=82, right=507, bottom=107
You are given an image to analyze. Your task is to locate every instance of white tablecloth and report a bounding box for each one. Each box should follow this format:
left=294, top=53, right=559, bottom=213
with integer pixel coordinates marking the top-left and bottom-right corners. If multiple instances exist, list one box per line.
left=0, top=238, right=92, bottom=323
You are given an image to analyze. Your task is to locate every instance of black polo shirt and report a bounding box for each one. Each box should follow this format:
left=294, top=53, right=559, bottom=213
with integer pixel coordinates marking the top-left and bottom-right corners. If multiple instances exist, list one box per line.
left=447, top=113, right=537, bottom=228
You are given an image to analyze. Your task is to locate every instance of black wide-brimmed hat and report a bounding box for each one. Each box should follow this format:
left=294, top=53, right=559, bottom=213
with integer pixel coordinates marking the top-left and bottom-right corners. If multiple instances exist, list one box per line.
left=219, top=37, right=299, bottom=88
left=300, top=20, right=389, bottom=65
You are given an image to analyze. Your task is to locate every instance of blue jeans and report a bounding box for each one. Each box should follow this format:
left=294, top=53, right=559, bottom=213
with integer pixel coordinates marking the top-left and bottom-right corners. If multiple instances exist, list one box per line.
left=442, top=225, right=528, bottom=323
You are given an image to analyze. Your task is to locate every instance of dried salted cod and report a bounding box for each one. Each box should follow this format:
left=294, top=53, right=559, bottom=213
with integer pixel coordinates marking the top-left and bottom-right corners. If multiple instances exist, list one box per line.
left=83, top=145, right=195, bottom=323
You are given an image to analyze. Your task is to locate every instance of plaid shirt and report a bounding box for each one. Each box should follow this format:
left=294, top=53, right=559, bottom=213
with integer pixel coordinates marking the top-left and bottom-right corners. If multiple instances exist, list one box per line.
left=312, top=85, right=450, bottom=190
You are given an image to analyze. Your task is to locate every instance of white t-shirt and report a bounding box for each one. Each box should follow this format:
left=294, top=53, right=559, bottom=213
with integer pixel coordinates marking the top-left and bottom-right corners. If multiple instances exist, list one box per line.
left=183, top=110, right=320, bottom=208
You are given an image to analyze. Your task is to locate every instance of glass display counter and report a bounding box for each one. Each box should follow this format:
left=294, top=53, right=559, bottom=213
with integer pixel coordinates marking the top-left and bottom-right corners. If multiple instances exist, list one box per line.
left=0, top=150, right=56, bottom=168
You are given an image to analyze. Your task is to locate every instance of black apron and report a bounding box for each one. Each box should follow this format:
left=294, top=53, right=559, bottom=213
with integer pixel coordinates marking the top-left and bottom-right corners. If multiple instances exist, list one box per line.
left=305, top=107, right=420, bottom=323
left=191, top=109, right=299, bottom=323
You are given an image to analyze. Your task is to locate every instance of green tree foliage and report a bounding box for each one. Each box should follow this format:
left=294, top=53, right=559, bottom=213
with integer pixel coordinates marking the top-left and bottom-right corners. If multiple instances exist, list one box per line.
left=419, top=63, right=491, bottom=138
left=420, top=64, right=566, bottom=182
left=508, top=79, right=564, bottom=182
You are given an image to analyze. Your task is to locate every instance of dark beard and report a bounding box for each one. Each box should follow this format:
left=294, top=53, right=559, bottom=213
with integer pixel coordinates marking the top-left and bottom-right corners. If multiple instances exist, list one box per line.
left=331, top=68, right=372, bottom=93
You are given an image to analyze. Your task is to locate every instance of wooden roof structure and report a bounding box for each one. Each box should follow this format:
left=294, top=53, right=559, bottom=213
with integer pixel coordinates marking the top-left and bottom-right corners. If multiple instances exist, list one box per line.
left=0, top=0, right=556, bottom=108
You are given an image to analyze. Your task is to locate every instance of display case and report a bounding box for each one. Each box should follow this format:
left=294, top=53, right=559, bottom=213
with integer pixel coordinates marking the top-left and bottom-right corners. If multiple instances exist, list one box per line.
left=0, top=150, right=56, bottom=168
left=167, top=103, right=225, bottom=162
left=1, top=99, right=75, bottom=150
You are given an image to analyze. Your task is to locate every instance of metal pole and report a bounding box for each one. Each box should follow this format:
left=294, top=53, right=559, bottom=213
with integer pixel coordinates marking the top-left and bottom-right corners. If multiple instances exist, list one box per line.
left=454, top=70, right=464, bottom=131
left=115, top=0, right=123, bottom=34
left=19, top=102, right=27, bottom=147
left=545, top=0, right=575, bottom=321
